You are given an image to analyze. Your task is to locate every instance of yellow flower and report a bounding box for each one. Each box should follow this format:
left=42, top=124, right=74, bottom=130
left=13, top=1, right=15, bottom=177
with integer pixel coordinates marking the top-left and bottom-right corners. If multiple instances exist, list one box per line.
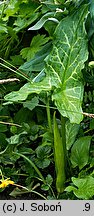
left=0, top=178, right=14, bottom=188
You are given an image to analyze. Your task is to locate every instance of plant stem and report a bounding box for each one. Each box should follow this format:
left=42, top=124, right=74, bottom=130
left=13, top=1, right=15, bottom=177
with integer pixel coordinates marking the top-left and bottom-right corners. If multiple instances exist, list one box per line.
left=0, top=61, right=30, bottom=82
left=0, top=121, right=21, bottom=127
left=30, top=190, right=47, bottom=200
left=46, top=97, right=52, bottom=133
left=61, top=115, right=67, bottom=174
left=13, top=152, right=45, bottom=184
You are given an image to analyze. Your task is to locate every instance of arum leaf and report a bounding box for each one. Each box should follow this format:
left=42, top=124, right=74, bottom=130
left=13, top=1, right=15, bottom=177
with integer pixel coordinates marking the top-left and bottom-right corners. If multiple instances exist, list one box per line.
left=4, top=77, right=51, bottom=102
left=47, top=18, right=59, bottom=23
left=66, top=120, right=79, bottom=150
left=89, top=0, right=94, bottom=18
left=23, top=96, right=39, bottom=111
left=28, top=12, right=58, bottom=31
left=45, top=5, right=88, bottom=123
left=70, top=136, right=91, bottom=170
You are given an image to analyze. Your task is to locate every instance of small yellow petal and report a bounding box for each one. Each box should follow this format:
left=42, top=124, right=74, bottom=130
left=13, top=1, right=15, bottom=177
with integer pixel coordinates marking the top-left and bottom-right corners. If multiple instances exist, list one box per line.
left=7, top=180, right=14, bottom=185
left=0, top=183, right=5, bottom=188
left=0, top=178, right=14, bottom=188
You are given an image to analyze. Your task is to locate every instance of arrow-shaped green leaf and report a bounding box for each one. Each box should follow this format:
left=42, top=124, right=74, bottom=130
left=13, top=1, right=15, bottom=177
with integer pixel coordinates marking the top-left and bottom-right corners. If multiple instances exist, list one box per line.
left=45, top=5, right=88, bottom=123
left=4, top=76, right=51, bottom=102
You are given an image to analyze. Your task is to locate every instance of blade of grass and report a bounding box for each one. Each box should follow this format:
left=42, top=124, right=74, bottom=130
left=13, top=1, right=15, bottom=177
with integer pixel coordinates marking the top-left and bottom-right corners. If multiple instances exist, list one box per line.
left=0, top=121, right=22, bottom=127
left=0, top=58, right=31, bottom=82
left=13, top=152, right=45, bottom=184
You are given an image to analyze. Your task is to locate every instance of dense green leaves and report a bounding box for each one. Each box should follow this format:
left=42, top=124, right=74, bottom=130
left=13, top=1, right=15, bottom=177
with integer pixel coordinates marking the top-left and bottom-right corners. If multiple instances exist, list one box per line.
left=35, top=145, right=51, bottom=169
left=0, top=22, right=8, bottom=33
left=4, top=5, right=88, bottom=124
left=20, top=34, right=50, bottom=61
left=14, top=14, right=39, bottom=32
left=0, top=0, right=94, bottom=200
left=19, top=42, right=52, bottom=72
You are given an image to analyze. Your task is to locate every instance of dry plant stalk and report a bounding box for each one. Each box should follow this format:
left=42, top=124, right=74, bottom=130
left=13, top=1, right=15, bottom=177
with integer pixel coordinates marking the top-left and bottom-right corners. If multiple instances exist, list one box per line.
left=0, top=78, right=20, bottom=84
left=82, top=112, right=94, bottom=118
